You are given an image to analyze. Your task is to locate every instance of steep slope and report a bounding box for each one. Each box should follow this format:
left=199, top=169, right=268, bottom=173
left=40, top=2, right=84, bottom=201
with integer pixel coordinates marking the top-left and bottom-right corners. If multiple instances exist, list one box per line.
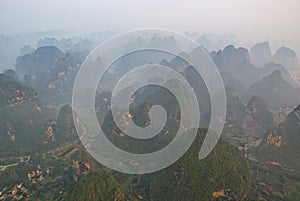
left=254, top=105, right=300, bottom=171
left=242, top=96, right=274, bottom=139
left=0, top=73, right=14, bottom=83
left=16, top=46, right=64, bottom=78
left=220, top=71, right=246, bottom=94
left=273, top=47, right=300, bottom=71
left=225, top=87, right=247, bottom=126
left=246, top=96, right=274, bottom=131
left=56, top=105, right=77, bottom=139
left=244, top=70, right=300, bottom=108
left=2, top=69, right=18, bottom=81
left=0, top=78, right=48, bottom=156
left=258, top=63, right=297, bottom=87
left=224, top=89, right=274, bottom=147
left=250, top=41, right=272, bottom=67
left=15, top=46, right=81, bottom=102
left=67, top=171, right=125, bottom=201
left=210, top=45, right=258, bottom=87
left=150, top=128, right=251, bottom=201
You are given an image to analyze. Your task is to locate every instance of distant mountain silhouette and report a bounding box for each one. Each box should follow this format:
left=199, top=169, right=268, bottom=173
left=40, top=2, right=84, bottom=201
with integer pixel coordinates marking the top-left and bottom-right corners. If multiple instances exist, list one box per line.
left=258, top=63, right=297, bottom=87
left=250, top=41, right=273, bottom=67
left=244, top=70, right=300, bottom=108
left=20, top=44, right=35, bottom=56
left=250, top=42, right=300, bottom=71
left=211, top=45, right=257, bottom=87
left=3, top=69, right=18, bottom=81
left=273, top=47, right=300, bottom=71
left=16, top=46, right=81, bottom=102
left=37, top=37, right=95, bottom=53
left=0, top=73, right=14, bottom=83
left=16, top=46, right=64, bottom=79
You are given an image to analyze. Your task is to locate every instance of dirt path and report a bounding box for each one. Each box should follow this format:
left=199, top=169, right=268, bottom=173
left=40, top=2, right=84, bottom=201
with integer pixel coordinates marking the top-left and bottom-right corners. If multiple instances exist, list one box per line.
left=0, top=163, right=19, bottom=171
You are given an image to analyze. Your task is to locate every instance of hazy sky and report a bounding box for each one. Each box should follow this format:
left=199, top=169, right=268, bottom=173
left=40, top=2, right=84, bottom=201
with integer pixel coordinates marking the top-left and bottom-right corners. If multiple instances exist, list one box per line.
left=1, top=0, right=300, bottom=52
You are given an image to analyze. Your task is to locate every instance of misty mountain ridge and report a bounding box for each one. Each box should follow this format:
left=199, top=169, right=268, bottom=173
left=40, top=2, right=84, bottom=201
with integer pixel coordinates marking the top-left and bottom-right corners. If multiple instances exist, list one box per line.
left=15, top=46, right=82, bottom=103
left=250, top=41, right=273, bottom=67
left=250, top=41, right=300, bottom=71
left=244, top=70, right=300, bottom=108
left=210, top=45, right=257, bottom=87
left=1, top=33, right=300, bottom=200
left=11, top=35, right=300, bottom=109
left=258, top=62, right=297, bottom=87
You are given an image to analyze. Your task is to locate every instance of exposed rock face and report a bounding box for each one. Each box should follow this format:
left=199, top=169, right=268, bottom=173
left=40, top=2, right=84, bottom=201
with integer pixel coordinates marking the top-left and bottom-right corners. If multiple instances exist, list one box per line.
left=256, top=105, right=300, bottom=170
left=224, top=87, right=275, bottom=147
left=46, top=125, right=55, bottom=143
left=273, top=47, right=300, bottom=71
left=246, top=96, right=274, bottom=130
left=266, top=130, right=283, bottom=147
left=0, top=79, right=40, bottom=109
left=15, top=46, right=81, bottom=101
left=56, top=105, right=76, bottom=137
left=72, top=160, right=90, bottom=181
left=0, top=79, right=47, bottom=152
left=250, top=42, right=272, bottom=67
left=242, top=115, right=263, bottom=138
left=15, top=46, right=64, bottom=93
left=241, top=96, right=274, bottom=139
left=0, top=183, right=30, bottom=200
